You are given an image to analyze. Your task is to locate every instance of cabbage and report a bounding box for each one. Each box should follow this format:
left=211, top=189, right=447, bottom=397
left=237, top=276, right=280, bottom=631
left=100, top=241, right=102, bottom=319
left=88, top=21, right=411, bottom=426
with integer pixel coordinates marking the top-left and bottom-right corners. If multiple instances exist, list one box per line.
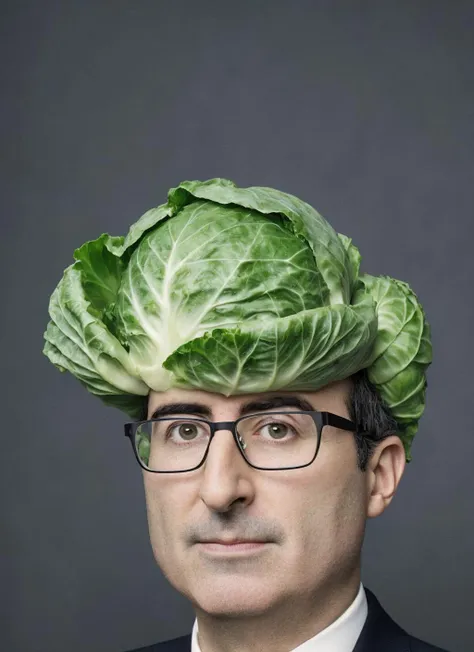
left=43, top=178, right=432, bottom=461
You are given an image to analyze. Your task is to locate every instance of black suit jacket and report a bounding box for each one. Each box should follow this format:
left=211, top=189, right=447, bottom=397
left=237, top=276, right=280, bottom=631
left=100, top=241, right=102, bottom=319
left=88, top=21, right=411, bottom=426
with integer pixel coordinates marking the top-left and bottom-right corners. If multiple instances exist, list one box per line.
left=126, top=587, right=449, bottom=652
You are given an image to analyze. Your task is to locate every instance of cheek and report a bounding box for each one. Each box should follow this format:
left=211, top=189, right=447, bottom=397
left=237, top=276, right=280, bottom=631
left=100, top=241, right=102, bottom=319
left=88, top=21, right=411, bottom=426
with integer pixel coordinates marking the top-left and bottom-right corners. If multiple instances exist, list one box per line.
left=143, top=477, right=187, bottom=565
left=282, top=466, right=366, bottom=572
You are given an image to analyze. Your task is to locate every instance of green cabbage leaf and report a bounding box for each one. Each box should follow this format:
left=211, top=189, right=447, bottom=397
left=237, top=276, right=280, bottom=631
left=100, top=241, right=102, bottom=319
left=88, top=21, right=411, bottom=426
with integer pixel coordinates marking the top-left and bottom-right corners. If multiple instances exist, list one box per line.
left=44, top=178, right=432, bottom=457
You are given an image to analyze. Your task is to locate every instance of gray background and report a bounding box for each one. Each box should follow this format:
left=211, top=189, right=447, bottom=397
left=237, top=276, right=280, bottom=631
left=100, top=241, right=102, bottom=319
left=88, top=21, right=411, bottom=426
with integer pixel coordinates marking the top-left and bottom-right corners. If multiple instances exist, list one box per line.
left=2, top=2, right=473, bottom=651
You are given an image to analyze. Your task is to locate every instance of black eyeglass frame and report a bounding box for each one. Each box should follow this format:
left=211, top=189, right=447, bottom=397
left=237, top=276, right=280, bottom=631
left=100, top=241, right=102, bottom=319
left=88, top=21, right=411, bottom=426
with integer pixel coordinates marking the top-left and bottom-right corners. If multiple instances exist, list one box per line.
left=124, top=410, right=358, bottom=473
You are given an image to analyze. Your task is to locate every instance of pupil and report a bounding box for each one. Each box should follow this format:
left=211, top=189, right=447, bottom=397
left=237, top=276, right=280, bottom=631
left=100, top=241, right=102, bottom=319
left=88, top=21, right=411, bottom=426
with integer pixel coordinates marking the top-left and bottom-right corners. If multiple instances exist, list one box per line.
left=270, top=423, right=287, bottom=438
left=179, top=424, right=196, bottom=439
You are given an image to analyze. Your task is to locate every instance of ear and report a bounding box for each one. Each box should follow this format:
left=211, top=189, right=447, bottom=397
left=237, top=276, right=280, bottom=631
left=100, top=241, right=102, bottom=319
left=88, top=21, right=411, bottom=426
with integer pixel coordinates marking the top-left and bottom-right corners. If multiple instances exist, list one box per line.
left=366, top=436, right=406, bottom=519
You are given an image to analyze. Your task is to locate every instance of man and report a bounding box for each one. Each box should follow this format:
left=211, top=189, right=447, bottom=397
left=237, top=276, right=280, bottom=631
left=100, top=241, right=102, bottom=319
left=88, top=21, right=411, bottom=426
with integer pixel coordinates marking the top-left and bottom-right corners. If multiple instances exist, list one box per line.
left=44, top=179, right=448, bottom=651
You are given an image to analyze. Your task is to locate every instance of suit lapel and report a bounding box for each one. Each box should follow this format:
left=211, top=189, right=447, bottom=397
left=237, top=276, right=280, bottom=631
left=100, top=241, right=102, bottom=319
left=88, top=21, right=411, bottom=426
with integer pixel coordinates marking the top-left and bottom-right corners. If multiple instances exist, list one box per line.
left=352, top=588, right=410, bottom=652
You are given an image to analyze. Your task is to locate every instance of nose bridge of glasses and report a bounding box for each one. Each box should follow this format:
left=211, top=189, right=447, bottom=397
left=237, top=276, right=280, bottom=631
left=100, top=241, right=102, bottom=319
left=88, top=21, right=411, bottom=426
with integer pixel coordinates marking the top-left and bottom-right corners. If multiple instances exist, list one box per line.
left=209, top=421, right=247, bottom=450
left=211, top=421, right=238, bottom=435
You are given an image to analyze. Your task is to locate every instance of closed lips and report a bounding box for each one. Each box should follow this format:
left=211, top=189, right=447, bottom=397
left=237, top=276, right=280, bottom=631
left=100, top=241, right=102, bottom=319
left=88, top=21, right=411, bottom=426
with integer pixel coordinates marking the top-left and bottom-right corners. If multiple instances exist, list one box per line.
left=200, top=539, right=266, bottom=544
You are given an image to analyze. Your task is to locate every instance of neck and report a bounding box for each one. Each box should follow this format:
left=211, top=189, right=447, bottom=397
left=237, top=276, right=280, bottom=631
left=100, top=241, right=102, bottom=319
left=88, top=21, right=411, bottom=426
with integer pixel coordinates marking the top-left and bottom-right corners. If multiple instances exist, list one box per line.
left=194, top=571, right=361, bottom=652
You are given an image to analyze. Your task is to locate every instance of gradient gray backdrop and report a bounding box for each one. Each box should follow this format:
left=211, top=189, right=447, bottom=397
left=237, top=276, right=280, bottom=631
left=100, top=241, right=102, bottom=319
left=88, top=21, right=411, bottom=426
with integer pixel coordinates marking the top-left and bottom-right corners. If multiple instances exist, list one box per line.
left=2, top=2, right=473, bottom=651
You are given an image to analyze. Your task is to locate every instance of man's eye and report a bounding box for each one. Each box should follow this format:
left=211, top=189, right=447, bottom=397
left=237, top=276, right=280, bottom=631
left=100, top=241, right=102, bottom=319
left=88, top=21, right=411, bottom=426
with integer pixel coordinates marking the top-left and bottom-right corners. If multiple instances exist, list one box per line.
left=175, top=423, right=200, bottom=440
left=260, top=422, right=294, bottom=440
left=165, top=421, right=209, bottom=442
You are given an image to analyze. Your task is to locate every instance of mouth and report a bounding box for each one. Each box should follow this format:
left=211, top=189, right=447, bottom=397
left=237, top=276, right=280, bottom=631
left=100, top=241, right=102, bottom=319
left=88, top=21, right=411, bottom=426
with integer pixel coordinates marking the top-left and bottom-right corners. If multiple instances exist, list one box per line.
left=197, top=540, right=270, bottom=554
left=199, top=539, right=267, bottom=545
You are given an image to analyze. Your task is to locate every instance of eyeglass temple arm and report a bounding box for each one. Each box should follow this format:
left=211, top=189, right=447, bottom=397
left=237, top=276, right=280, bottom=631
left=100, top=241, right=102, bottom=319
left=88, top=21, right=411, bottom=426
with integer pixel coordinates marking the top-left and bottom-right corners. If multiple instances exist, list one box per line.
left=323, top=412, right=358, bottom=433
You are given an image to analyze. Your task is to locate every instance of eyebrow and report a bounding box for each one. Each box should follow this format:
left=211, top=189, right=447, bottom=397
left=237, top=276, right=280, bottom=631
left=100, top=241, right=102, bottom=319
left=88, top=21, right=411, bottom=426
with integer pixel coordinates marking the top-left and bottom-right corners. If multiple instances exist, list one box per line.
left=150, top=403, right=212, bottom=419
left=149, top=395, right=315, bottom=420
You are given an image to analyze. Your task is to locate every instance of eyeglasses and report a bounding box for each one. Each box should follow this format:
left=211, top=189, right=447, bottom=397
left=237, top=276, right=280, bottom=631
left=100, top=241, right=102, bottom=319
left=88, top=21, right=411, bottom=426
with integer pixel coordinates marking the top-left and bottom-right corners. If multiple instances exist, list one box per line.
left=124, top=411, right=357, bottom=473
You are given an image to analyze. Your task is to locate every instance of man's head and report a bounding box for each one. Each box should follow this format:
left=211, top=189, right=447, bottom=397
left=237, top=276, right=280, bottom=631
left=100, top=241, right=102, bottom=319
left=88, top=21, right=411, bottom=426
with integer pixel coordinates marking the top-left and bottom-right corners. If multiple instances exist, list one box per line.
left=142, top=374, right=405, bottom=622
left=43, top=177, right=428, bottom=645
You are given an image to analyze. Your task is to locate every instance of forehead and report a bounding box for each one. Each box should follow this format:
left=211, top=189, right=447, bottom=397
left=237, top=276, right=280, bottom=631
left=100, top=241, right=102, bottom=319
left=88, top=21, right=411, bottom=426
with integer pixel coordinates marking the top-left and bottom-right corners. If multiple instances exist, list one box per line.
left=147, top=379, right=352, bottom=416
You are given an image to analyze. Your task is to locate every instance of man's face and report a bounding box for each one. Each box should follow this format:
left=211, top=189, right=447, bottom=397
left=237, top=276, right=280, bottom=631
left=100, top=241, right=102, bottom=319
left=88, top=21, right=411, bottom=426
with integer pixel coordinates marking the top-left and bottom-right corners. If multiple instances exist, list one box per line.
left=143, top=380, right=372, bottom=618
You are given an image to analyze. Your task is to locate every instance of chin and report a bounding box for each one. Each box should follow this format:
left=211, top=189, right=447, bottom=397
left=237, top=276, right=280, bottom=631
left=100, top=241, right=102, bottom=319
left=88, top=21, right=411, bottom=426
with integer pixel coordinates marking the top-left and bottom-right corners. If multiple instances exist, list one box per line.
left=195, top=593, right=278, bottom=618
left=188, top=575, right=280, bottom=616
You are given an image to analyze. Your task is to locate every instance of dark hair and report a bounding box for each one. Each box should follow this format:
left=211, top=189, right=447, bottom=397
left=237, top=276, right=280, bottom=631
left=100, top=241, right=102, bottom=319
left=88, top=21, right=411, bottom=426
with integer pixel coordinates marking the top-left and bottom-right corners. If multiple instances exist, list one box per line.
left=347, top=369, right=399, bottom=472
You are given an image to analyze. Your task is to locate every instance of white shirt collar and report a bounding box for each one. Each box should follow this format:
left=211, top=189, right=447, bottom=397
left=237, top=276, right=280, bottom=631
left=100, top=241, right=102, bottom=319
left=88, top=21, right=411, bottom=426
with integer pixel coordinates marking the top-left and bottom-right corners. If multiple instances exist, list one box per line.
left=191, top=582, right=367, bottom=652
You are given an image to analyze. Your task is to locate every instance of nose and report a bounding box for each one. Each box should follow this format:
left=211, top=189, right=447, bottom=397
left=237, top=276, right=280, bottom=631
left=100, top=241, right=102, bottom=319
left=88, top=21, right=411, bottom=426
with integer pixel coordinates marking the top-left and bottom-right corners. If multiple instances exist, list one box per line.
left=198, top=426, right=255, bottom=513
